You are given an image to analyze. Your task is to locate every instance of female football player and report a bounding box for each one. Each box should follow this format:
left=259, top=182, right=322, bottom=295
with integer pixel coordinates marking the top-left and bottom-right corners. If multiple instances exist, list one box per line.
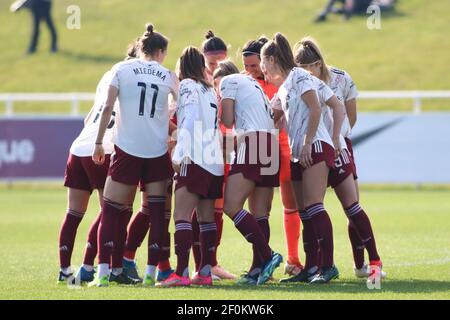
left=276, top=66, right=347, bottom=284
left=202, top=30, right=228, bottom=82
left=241, top=36, right=304, bottom=276
left=294, top=37, right=384, bottom=280
left=71, top=41, right=141, bottom=285
left=213, top=60, right=283, bottom=285
left=158, top=46, right=224, bottom=287
left=57, top=69, right=115, bottom=284
left=90, top=24, right=178, bottom=287
left=190, top=30, right=235, bottom=280
left=118, top=40, right=176, bottom=284
left=261, top=33, right=341, bottom=284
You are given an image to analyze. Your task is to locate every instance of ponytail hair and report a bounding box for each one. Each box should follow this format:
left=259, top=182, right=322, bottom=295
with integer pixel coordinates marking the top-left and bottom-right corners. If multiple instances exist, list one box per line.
left=125, top=37, right=140, bottom=60
left=242, top=35, right=269, bottom=56
left=202, top=30, right=228, bottom=55
left=294, top=36, right=330, bottom=84
left=261, top=32, right=296, bottom=74
left=138, top=23, right=169, bottom=57
left=177, top=46, right=211, bottom=88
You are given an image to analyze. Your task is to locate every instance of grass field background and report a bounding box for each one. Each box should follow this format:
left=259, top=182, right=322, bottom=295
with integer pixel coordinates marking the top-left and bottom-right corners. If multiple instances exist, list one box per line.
left=0, top=0, right=450, bottom=113
left=0, top=185, right=449, bottom=300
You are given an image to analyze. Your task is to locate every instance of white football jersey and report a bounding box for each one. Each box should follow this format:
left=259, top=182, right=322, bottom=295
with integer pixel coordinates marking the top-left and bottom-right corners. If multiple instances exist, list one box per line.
left=108, top=59, right=178, bottom=158
left=328, top=67, right=358, bottom=137
left=274, top=68, right=334, bottom=162
left=70, top=71, right=116, bottom=157
left=311, top=76, right=348, bottom=151
left=172, top=79, right=224, bottom=176
left=220, top=74, right=275, bottom=134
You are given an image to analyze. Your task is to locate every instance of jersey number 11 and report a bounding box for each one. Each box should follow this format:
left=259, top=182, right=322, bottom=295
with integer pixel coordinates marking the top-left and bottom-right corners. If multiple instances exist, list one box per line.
left=138, top=82, right=159, bottom=118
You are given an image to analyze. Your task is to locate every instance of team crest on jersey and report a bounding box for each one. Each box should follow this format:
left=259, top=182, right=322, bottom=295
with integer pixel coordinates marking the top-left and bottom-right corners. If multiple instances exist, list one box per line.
left=180, top=87, right=192, bottom=96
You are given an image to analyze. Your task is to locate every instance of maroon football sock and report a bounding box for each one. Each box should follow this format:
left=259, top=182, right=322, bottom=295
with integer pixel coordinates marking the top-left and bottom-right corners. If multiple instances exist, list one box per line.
left=98, top=198, right=127, bottom=265
left=345, top=202, right=380, bottom=262
left=306, top=203, right=334, bottom=268
left=174, top=220, right=192, bottom=277
left=158, top=210, right=172, bottom=270
left=300, top=210, right=319, bottom=271
left=111, top=208, right=132, bottom=268
left=232, top=209, right=272, bottom=263
left=191, top=210, right=201, bottom=272
left=147, top=195, right=166, bottom=266
left=348, top=220, right=365, bottom=269
left=59, top=209, right=85, bottom=268
left=123, top=206, right=150, bottom=260
left=256, top=216, right=270, bottom=242
left=82, top=212, right=101, bottom=266
left=212, top=208, right=224, bottom=267
left=199, top=222, right=217, bottom=276
left=249, top=216, right=271, bottom=272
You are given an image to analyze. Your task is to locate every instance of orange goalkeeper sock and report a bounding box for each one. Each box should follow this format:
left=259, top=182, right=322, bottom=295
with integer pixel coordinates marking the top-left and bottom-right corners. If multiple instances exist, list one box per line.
left=284, top=209, right=302, bottom=265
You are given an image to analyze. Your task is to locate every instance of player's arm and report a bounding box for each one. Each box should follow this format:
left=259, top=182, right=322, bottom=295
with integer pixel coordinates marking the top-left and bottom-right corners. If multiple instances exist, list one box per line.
left=270, top=94, right=284, bottom=123
left=84, top=104, right=96, bottom=126
left=169, top=120, right=177, bottom=135
left=345, top=98, right=357, bottom=128
left=172, top=103, right=197, bottom=173
left=301, top=90, right=322, bottom=168
left=344, top=72, right=358, bottom=128
left=326, top=95, right=345, bottom=156
left=272, top=109, right=284, bottom=123
left=93, top=85, right=118, bottom=165
left=220, top=99, right=235, bottom=129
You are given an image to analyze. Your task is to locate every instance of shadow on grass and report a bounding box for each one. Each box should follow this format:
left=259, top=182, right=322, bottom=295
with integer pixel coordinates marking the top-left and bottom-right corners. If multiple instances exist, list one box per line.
left=59, top=49, right=122, bottom=64
left=205, top=279, right=450, bottom=294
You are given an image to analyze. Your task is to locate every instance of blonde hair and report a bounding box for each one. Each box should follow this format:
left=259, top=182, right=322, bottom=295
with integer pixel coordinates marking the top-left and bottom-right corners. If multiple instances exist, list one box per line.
left=294, top=36, right=330, bottom=84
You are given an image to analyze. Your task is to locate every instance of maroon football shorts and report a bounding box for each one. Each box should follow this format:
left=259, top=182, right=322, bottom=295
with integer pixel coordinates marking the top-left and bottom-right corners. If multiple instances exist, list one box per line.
left=290, top=140, right=335, bottom=181
left=108, top=146, right=174, bottom=186
left=228, top=131, right=280, bottom=188
left=64, top=153, right=110, bottom=193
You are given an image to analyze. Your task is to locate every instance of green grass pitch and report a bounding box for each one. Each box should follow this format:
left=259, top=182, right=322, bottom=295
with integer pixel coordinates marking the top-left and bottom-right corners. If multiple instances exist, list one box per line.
left=0, top=184, right=449, bottom=300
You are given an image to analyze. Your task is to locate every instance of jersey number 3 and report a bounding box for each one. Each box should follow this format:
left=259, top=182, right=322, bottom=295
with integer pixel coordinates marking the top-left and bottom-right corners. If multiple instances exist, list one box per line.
left=138, top=82, right=159, bottom=118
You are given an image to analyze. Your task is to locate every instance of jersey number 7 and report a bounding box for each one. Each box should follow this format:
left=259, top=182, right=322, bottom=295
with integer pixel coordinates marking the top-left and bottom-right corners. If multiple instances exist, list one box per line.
left=138, top=82, right=159, bottom=118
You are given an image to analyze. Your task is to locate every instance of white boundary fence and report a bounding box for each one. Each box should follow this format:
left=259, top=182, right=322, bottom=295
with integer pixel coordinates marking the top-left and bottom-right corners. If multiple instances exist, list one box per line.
left=0, top=93, right=95, bottom=117
left=1, top=91, right=450, bottom=116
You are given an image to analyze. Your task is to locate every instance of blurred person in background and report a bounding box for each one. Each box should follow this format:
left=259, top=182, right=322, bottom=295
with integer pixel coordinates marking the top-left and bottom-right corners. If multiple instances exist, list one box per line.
left=11, top=0, right=58, bottom=54
left=315, top=0, right=378, bottom=22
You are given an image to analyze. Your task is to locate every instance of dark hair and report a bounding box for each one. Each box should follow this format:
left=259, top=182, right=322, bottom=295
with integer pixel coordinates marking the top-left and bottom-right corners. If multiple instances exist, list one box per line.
left=212, top=60, right=240, bottom=80
left=125, top=37, right=140, bottom=60
left=261, top=33, right=296, bottom=74
left=178, top=46, right=211, bottom=88
left=139, top=23, right=169, bottom=57
left=294, top=36, right=330, bottom=83
left=242, top=36, right=269, bottom=57
left=202, top=30, right=227, bottom=54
